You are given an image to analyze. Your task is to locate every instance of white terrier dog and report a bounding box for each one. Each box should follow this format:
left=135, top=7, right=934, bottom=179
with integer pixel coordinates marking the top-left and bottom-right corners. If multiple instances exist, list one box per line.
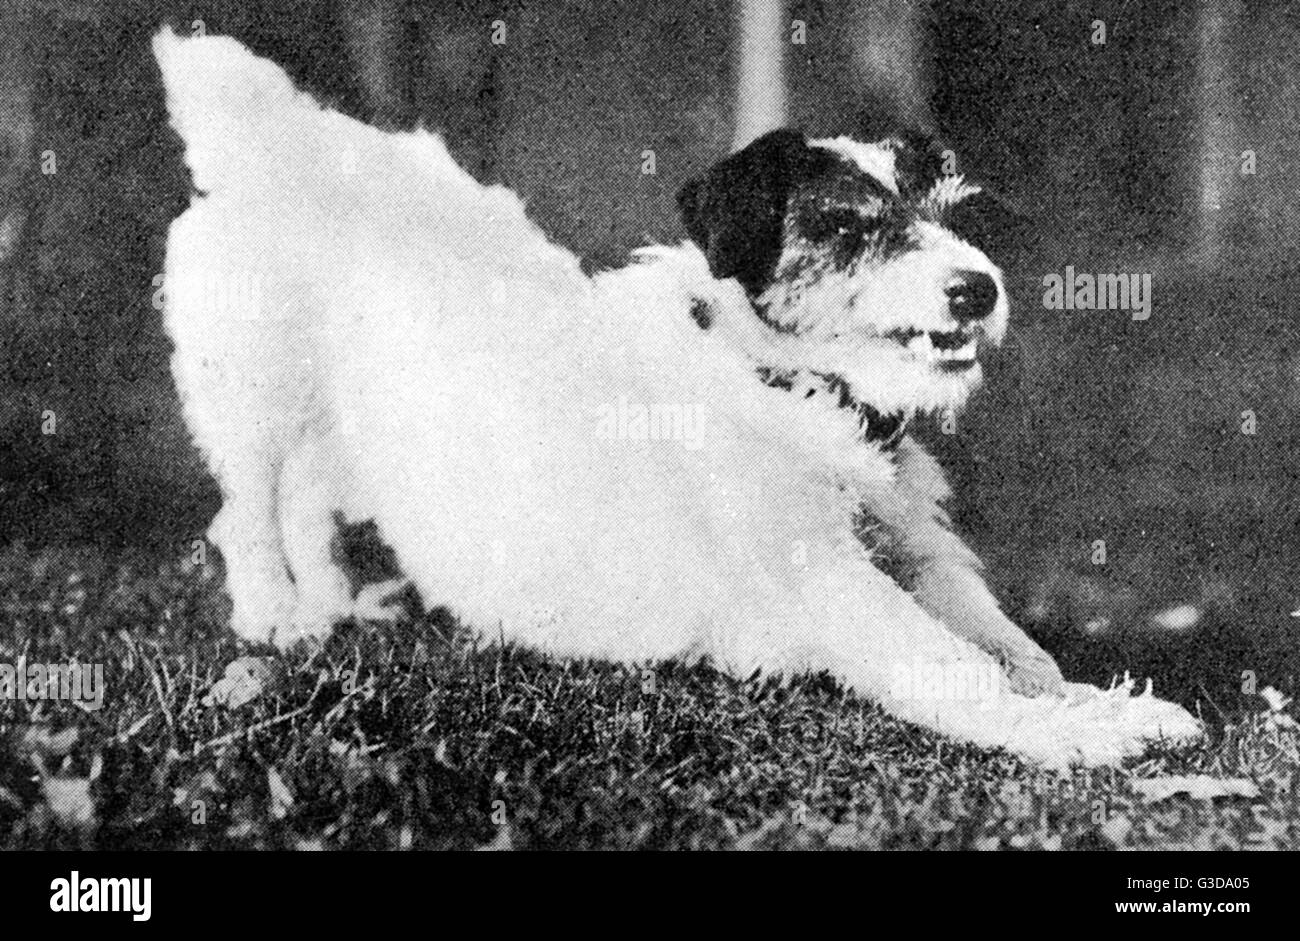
left=154, top=30, right=1199, bottom=765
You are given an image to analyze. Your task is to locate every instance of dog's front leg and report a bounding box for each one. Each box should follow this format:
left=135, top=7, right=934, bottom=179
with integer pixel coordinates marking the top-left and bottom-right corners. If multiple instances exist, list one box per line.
left=745, top=553, right=1074, bottom=757
left=879, top=439, right=1065, bottom=697
left=908, top=559, right=1064, bottom=697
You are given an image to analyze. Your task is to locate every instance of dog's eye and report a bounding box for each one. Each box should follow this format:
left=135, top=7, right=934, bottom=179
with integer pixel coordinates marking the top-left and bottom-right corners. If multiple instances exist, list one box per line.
left=804, top=208, right=874, bottom=244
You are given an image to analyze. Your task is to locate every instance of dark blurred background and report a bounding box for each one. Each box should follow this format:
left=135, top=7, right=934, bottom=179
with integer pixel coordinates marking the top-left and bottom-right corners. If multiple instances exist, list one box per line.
left=1, top=0, right=1299, bottom=711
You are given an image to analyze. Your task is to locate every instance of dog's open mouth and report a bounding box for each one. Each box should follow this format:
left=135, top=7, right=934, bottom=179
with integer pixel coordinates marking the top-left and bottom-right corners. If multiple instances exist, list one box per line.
left=887, top=328, right=979, bottom=371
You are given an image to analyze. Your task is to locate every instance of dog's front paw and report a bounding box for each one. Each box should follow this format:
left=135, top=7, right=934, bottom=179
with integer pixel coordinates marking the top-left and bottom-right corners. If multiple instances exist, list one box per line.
left=1002, top=647, right=1066, bottom=698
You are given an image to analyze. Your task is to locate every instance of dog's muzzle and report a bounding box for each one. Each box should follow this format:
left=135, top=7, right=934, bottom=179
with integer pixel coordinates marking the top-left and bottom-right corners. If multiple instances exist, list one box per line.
left=882, top=269, right=1001, bottom=374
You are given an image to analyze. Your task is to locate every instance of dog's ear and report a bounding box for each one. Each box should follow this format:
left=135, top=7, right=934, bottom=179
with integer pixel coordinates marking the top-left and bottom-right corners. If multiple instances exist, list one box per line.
left=677, top=129, right=830, bottom=295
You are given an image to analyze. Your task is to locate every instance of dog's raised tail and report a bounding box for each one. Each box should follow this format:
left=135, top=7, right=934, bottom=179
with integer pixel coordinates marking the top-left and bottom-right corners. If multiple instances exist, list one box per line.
left=153, top=27, right=316, bottom=194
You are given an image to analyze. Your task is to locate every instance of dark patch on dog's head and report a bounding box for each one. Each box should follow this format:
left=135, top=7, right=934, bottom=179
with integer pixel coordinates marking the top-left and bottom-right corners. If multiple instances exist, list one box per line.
left=877, top=129, right=950, bottom=199
left=677, top=129, right=836, bottom=296
left=937, top=188, right=1028, bottom=260
left=877, top=128, right=1031, bottom=258
left=784, top=168, right=915, bottom=271
left=679, top=127, right=1023, bottom=301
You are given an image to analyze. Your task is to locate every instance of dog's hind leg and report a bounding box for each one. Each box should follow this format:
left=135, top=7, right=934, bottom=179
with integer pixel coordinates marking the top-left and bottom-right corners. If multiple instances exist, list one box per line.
left=208, top=447, right=298, bottom=644
left=275, top=433, right=355, bottom=643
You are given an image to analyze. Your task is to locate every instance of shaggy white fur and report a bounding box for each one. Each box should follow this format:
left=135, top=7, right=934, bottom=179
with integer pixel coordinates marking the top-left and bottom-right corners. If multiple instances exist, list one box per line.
left=154, top=29, right=1201, bottom=766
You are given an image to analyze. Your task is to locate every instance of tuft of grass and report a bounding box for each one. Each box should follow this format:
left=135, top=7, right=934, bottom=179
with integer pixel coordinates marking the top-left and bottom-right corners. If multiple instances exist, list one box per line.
left=0, top=544, right=1296, bottom=850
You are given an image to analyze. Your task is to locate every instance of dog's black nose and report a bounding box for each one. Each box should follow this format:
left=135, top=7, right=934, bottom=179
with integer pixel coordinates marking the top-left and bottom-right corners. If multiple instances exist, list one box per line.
left=945, top=270, right=999, bottom=323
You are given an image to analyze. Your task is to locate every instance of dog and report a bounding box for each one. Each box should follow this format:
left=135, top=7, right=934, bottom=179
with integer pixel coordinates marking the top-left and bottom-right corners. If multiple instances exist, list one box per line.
left=154, top=29, right=1200, bottom=765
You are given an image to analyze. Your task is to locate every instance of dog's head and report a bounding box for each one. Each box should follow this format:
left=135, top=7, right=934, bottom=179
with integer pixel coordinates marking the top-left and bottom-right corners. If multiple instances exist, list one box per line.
left=678, top=129, right=1011, bottom=419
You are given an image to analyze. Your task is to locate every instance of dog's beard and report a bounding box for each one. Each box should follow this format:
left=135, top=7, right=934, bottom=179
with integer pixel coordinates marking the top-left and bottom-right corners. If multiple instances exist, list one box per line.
left=747, top=319, right=991, bottom=416
left=836, top=338, right=987, bottom=415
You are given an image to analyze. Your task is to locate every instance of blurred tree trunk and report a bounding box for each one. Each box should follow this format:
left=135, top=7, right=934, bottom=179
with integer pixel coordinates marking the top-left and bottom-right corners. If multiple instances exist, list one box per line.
left=1191, top=0, right=1237, bottom=263
left=849, top=0, right=935, bottom=134
left=341, top=0, right=405, bottom=120
left=1231, top=2, right=1300, bottom=263
left=734, top=0, right=787, bottom=148
left=412, top=2, right=503, bottom=180
left=0, top=0, right=36, bottom=335
left=340, top=0, right=501, bottom=178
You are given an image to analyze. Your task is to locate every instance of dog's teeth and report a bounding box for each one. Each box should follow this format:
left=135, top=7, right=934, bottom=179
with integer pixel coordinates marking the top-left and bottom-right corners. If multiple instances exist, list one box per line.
left=908, top=331, right=977, bottom=363
left=934, top=341, right=977, bottom=360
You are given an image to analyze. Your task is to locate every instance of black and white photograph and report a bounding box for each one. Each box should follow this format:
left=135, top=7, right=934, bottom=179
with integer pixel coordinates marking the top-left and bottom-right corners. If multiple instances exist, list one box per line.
left=0, top=0, right=1291, bottom=911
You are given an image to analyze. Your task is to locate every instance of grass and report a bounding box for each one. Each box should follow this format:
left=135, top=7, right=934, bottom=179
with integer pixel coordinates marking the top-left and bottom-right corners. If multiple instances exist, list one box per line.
left=1, top=543, right=1298, bottom=850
